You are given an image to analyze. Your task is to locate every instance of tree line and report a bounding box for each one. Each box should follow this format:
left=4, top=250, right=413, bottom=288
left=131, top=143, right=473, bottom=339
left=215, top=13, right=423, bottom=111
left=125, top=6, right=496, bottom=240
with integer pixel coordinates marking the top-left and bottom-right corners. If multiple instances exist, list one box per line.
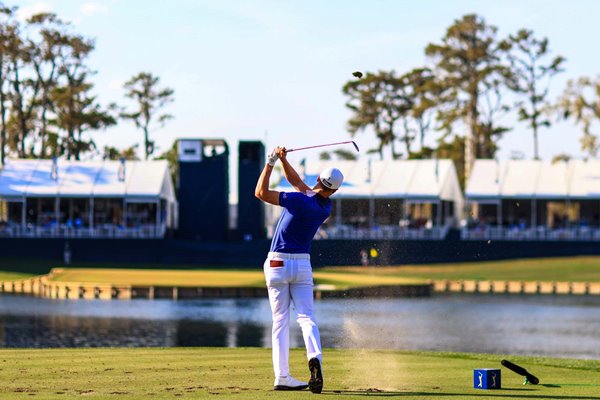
left=342, top=14, right=600, bottom=184
left=0, top=3, right=174, bottom=165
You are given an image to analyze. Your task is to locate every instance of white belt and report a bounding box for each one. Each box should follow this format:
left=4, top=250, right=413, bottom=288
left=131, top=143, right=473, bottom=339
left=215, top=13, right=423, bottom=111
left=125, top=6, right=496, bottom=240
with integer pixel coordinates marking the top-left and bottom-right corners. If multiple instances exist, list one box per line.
left=268, top=252, right=310, bottom=260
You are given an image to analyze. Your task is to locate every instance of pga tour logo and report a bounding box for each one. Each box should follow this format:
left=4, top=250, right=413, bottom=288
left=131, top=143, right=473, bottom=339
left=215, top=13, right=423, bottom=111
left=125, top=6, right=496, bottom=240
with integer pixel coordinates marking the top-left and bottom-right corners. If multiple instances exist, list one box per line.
left=477, top=371, right=498, bottom=388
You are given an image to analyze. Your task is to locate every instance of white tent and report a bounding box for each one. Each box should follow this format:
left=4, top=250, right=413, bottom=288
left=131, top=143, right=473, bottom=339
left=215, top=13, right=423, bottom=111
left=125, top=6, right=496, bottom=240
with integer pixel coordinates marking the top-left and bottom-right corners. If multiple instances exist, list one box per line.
left=466, top=160, right=573, bottom=200
left=275, top=159, right=461, bottom=201
left=0, top=159, right=175, bottom=201
left=466, top=159, right=600, bottom=199
left=569, top=160, right=600, bottom=199
left=0, top=159, right=177, bottom=238
left=270, top=159, right=463, bottom=238
left=464, top=159, right=600, bottom=240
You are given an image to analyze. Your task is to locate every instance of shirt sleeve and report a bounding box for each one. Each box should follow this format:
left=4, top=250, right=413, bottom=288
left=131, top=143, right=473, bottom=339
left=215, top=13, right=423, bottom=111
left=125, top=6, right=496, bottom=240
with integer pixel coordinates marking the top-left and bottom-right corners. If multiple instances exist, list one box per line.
left=279, top=191, right=306, bottom=214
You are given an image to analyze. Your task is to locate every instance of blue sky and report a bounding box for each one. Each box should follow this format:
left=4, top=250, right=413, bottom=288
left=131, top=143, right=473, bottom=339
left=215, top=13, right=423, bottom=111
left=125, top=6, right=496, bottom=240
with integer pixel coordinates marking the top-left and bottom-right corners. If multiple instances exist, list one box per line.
left=15, top=0, right=600, bottom=192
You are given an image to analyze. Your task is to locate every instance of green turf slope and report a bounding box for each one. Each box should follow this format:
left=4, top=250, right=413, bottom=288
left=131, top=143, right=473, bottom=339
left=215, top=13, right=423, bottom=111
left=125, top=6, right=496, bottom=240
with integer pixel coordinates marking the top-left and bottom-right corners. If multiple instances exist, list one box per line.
left=322, top=256, right=600, bottom=282
left=0, top=348, right=598, bottom=399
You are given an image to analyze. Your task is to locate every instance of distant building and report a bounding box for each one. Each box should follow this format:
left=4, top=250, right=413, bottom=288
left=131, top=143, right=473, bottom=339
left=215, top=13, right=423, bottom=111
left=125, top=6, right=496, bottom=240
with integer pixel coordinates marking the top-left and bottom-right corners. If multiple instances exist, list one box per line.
left=464, top=159, right=600, bottom=241
left=0, top=158, right=177, bottom=238
left=271, top=159, right=463, bottom=240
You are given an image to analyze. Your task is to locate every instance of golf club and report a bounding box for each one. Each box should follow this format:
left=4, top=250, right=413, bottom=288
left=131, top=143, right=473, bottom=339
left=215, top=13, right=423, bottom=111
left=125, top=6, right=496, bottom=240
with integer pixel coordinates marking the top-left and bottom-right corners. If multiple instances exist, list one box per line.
left=286, top=140, right=360, bottom=153
left=501, top=359, right=539, bottom=385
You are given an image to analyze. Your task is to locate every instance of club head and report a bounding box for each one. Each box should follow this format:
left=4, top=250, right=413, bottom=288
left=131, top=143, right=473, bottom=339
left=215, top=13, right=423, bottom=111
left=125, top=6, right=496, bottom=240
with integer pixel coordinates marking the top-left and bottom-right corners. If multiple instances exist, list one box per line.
left=352, top=71, right=363, bottom=78
left=351, top=141, right=360, bottom=152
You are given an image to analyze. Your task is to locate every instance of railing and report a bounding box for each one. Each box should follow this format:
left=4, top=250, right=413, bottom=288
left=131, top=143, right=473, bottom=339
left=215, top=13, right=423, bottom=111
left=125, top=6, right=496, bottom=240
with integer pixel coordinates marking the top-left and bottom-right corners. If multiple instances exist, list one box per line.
left=315, top=224, right=451, bottom=240
left=461, top=226, right=600, bottom=241
left=0, top=223, right=167, bottom=239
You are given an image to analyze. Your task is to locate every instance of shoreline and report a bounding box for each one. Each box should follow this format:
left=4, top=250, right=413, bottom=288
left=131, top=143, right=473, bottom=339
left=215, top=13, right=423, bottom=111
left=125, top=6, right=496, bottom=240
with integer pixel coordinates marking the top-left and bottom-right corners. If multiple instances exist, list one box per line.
left=2, top=273, right=600, bottom=300
left=0, top=274, right=433, bottom=300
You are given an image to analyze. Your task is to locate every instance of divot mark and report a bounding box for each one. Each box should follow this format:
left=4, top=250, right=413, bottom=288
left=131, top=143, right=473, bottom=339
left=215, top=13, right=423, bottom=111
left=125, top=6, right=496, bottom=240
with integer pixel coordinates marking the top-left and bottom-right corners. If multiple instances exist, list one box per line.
left=14, top=388, right=37, bottom=393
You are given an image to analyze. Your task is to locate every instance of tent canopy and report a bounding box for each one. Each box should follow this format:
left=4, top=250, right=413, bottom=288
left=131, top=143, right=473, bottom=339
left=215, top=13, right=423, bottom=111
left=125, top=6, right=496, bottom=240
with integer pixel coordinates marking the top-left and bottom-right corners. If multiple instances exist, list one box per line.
left=274, top=159, right=462, bottom=202
left=466, top=159, right=600, bottom=200
left=0, top=159, right=176, bottom=202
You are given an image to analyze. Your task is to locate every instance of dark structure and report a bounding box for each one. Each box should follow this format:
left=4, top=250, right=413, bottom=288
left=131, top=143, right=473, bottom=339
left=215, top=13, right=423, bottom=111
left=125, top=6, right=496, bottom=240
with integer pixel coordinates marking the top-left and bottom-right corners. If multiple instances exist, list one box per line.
left=237, top=141, right=265, bottom=240
left=176, top=139, right=229, bottom=241
left=2, top=232, right=600, bottom=271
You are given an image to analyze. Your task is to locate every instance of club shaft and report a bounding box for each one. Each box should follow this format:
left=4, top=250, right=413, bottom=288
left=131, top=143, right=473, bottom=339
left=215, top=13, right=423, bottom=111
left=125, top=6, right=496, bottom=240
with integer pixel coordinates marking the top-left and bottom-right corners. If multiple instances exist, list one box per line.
left=287, top=141, right=358, bottom=153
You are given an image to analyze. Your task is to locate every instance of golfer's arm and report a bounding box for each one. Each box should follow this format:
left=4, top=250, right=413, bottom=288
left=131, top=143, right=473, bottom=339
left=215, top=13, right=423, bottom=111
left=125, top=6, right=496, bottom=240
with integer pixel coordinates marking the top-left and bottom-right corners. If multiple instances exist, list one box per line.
left=254, top=164, right=280, bottom=205
left=280, top=157, right=311, bottom=193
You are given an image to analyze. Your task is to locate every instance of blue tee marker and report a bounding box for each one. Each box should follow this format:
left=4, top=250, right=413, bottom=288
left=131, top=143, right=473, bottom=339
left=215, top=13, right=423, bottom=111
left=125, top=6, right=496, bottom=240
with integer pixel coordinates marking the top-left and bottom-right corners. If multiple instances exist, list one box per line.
left=474, top=368, right=501, bottom=389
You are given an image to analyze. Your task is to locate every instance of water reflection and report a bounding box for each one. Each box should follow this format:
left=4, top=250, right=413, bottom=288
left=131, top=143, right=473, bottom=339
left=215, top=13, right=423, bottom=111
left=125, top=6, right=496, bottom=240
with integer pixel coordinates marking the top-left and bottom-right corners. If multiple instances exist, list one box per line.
left=1, top=294, right=600, bottom=359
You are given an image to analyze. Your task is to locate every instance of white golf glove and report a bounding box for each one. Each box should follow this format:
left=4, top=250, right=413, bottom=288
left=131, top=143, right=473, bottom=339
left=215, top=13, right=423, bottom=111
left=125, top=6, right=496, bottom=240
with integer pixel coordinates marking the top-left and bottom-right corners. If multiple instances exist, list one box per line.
left=267, top=148, right=279, bottom=166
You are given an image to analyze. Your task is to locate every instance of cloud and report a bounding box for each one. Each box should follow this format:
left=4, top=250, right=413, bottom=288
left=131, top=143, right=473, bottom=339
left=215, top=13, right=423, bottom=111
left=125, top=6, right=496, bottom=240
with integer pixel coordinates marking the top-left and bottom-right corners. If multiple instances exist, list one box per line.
left=15, top=2, right=52, bottom=21
left=80, top=2, right=109, bottom=16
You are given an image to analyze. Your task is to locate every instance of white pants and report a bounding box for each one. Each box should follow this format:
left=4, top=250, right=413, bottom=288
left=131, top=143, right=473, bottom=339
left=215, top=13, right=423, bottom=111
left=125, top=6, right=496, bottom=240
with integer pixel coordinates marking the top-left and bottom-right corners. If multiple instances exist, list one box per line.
left=263, top=251, right=322, bottom=378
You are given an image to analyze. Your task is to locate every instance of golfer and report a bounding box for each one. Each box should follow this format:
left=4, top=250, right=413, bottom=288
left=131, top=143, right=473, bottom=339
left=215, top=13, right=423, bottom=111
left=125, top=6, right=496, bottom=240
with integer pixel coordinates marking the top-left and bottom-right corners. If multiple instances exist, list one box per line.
left=255, top=146, right=343, bottom=393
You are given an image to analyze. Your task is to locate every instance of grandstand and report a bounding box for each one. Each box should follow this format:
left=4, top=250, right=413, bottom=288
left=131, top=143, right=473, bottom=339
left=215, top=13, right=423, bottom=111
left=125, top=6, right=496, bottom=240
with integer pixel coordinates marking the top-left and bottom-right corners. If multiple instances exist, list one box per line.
left=2, top=146, right=599, bottom=251
left=1, top=147, right=600, bottom=265
left=463, top=159, right=600, bottom=241
left=0, top=158, right=177, bottom=239
left=272, top=159, right=463, bottom=240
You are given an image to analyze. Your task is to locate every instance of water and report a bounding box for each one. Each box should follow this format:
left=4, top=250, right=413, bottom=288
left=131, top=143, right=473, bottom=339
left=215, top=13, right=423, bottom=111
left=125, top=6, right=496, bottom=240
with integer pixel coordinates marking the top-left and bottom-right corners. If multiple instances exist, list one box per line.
left=1, top=294, right=600, bottom=359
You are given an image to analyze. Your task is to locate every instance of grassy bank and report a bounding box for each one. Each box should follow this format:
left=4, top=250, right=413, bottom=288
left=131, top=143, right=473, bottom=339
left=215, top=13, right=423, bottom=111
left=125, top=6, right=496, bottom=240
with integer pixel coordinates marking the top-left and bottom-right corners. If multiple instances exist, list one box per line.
left=42, top=268, right=422, bottom=289
left=2, top=256, right=600, bottom=288
left=0, top=271, right=34, bottom=281
left=38, top=256, right=600, bottom=288
left=0, top=348, right=598, bottom=399
left=322, top=256, right=600, bottom=282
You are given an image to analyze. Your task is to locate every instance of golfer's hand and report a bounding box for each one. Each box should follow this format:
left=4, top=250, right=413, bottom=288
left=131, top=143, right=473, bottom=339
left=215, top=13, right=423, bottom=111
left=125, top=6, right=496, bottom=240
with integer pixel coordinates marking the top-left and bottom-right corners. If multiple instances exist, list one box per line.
left=277, top=147, right=287, bottom=161
left=267, top=148, right=279, bottom=166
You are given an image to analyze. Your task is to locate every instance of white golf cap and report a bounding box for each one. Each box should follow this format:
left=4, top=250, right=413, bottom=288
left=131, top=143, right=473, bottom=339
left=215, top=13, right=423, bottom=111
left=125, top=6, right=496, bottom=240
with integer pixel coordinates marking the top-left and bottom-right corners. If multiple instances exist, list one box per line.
left=319, top=167, right=344, bottom=190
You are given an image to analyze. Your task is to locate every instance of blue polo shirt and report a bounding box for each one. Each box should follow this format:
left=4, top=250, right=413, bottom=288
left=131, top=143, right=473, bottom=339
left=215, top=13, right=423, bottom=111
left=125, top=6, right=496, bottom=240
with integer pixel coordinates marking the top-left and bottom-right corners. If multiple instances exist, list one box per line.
left=269, top=191, right=332, bottom=254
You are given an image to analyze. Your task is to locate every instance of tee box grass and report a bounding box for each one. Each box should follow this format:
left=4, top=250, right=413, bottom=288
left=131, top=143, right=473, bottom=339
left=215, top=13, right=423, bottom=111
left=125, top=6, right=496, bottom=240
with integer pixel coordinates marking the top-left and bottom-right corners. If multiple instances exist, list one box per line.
left=0, top=348, right=598, bottom=399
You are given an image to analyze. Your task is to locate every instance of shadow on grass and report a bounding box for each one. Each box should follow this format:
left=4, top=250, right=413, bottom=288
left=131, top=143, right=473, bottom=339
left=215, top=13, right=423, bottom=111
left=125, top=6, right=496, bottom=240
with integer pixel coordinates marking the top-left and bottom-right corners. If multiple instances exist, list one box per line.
left=322, top=388, right=600, bottom=399
left=543, top=383, right=600, bottom=388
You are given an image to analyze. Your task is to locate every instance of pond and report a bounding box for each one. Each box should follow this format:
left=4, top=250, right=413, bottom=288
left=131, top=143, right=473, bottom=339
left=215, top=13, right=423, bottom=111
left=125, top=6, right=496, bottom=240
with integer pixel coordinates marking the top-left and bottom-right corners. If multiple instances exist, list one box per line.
left=1, top=294, right=599, bottom=359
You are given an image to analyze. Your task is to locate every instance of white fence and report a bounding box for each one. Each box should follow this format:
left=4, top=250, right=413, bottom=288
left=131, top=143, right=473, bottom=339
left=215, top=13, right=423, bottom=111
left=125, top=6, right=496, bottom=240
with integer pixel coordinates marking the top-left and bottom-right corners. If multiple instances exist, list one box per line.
left=316, top=225, right=451, bottom=240
left=462, top=226, right=600, bottom=241
left=0, top=223, right=167, bottom=239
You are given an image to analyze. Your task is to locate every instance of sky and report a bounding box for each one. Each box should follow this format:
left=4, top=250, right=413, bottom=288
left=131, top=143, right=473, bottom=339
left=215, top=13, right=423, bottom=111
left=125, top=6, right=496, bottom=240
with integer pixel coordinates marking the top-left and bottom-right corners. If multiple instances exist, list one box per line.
left=14, top=0, right=600, bottom=199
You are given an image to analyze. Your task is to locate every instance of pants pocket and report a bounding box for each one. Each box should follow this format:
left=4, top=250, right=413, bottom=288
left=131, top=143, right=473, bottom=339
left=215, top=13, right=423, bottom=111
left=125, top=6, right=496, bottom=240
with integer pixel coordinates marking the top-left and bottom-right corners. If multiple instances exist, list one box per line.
left=264, top=258, right=287, bottom=285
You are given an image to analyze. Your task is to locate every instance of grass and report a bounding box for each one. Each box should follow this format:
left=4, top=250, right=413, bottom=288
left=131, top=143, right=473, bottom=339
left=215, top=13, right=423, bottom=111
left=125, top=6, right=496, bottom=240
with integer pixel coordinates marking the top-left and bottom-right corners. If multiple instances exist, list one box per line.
left=41, top=268, right=422, bottom=289
left=0, top=271, right=34, bottom=281
left=2, top=256, right=600, bottom=288
left=39, top=256, right=600, bottom=288
left=48, top=268, right=267, bottom=287
left=321, top=256, right=600, bottom=282
left=0, top=348, right=598, bottom=399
